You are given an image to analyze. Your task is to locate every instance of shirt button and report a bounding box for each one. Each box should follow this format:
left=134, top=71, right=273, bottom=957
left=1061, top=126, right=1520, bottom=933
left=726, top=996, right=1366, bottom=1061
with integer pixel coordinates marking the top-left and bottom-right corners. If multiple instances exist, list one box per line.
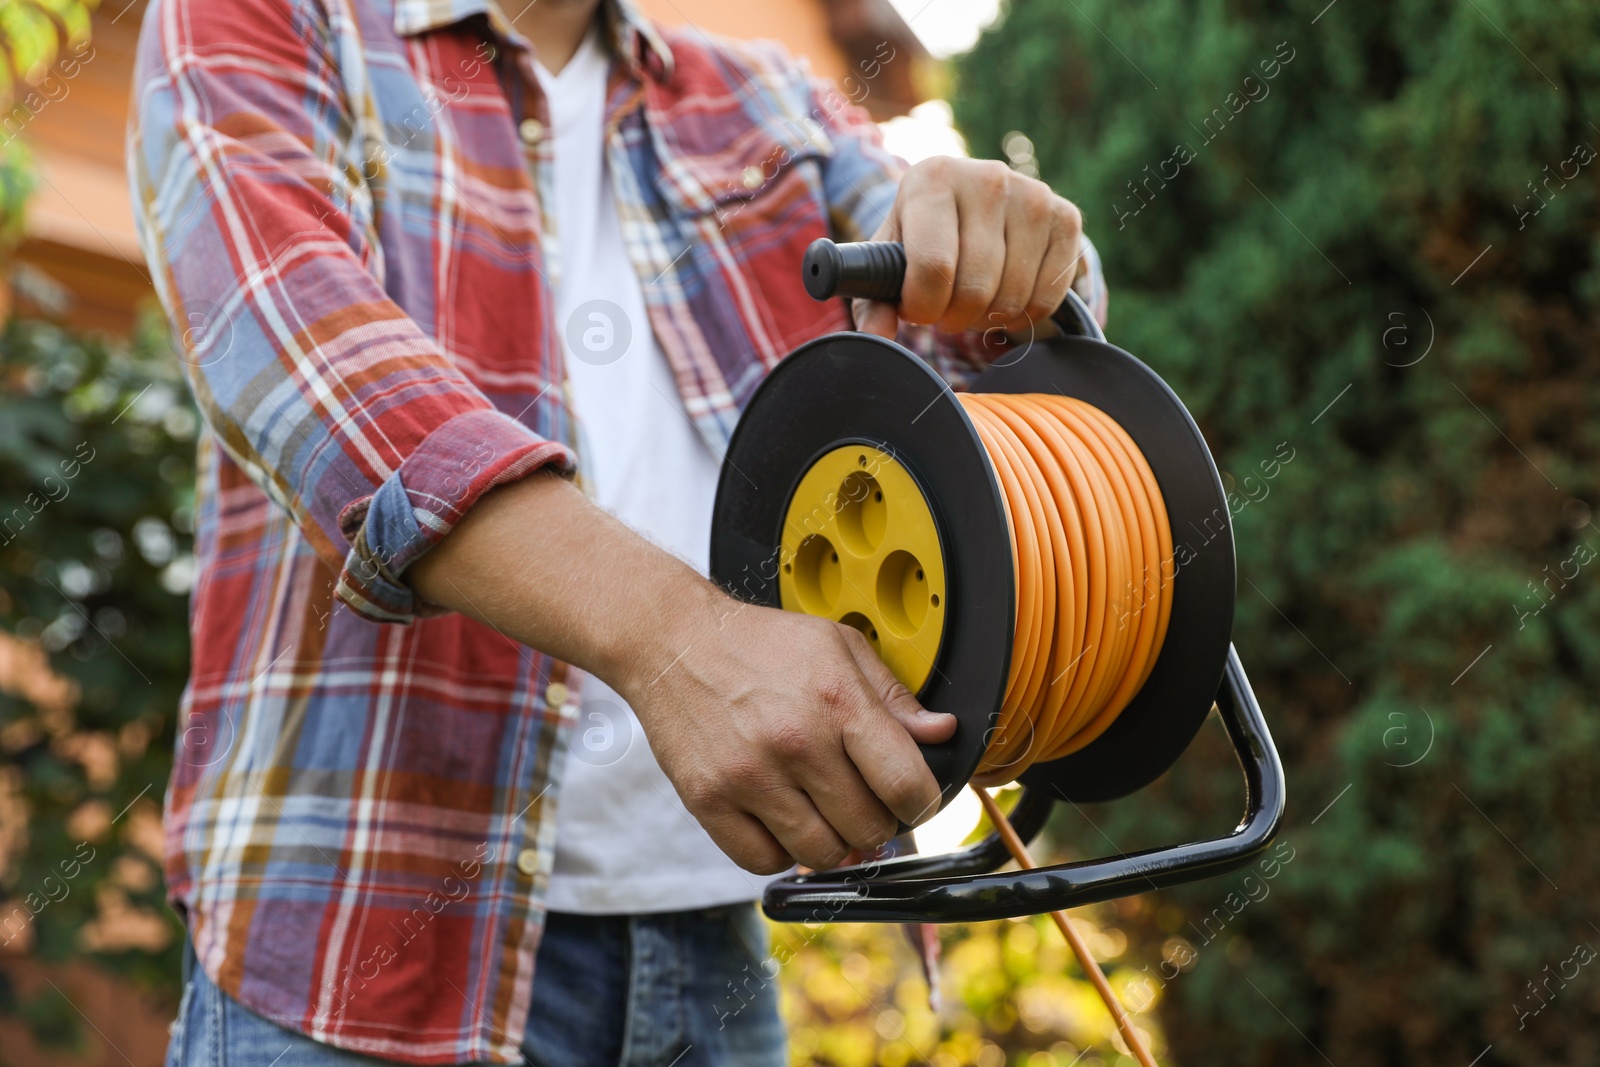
left=740, top=164, right=764, bottom=190
left=516, top=848, right=539, bottom=877
left=519, top=118, right=545, bottom=145
left=544, top=681, right=568, bottom=708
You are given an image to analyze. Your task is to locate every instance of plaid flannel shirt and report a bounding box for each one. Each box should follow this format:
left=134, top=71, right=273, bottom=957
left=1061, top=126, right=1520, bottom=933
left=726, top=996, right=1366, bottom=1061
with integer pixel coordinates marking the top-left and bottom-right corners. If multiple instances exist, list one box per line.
left=129, top=0, right=1107, bottom=1061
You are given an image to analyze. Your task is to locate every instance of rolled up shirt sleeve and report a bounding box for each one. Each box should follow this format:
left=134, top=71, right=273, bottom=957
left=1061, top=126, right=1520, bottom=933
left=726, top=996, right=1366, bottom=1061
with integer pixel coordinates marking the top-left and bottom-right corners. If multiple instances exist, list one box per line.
left=130, top=0, right=572, bottom=623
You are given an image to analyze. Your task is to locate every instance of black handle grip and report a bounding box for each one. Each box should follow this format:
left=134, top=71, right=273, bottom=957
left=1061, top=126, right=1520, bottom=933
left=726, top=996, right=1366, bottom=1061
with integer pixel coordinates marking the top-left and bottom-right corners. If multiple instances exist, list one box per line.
left=802, top=238, right=1104, bottom=341
left=803, top=238, right=907, bottom=303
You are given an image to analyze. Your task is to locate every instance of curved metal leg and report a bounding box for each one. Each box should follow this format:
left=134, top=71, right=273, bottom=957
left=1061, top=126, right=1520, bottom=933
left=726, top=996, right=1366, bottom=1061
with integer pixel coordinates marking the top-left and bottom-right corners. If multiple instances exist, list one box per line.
left=762, top=645, right=1286, bottom=923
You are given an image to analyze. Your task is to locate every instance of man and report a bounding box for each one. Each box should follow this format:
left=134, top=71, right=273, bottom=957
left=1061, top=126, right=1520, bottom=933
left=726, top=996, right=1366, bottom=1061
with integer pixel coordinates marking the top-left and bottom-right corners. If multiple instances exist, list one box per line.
left=131, top=0, right=1105, bottom=1063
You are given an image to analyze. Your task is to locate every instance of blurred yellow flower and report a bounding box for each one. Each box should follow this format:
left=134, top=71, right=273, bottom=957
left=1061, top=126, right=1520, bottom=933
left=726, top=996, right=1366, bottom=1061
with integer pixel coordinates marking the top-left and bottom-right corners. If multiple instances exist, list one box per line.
left=773, top=891, right=1164, bottom=1065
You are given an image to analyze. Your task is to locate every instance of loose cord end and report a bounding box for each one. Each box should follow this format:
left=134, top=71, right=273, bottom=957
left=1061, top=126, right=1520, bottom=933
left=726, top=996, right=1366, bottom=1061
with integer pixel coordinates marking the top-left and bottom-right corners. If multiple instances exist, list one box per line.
left=972, top=786, right=1161, bottom=1067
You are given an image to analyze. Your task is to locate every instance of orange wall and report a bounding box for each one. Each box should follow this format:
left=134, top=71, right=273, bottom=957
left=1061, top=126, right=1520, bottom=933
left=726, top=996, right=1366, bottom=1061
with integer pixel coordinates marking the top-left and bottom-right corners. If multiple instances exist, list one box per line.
left=637, top=0, right=849, bottom=84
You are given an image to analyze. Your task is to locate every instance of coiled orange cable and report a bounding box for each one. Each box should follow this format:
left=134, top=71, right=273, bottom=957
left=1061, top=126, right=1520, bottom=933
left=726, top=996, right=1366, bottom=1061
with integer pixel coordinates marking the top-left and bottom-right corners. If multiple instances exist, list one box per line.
left=956, top=393, right=1175, bottom=781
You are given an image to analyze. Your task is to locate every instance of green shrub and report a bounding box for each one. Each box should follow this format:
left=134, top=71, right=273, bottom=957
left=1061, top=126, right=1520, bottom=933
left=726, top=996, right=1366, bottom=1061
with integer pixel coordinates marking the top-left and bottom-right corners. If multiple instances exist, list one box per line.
left=0, top=316, right=192, bottom=1047
left=953, top=2, right=1600, bottom=1064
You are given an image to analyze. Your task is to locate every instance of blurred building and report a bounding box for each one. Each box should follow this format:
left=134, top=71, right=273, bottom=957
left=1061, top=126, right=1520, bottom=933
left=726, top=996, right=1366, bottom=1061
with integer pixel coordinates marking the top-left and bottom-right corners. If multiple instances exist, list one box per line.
left=10, top=0, right=930, bottom=336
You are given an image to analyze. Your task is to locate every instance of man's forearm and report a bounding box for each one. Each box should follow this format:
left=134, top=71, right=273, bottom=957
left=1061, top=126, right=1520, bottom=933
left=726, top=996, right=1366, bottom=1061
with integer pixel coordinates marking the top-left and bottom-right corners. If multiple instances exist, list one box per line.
left=405, top=469, right=954, bottom=874
left=407, top=471, right=721, bottom=700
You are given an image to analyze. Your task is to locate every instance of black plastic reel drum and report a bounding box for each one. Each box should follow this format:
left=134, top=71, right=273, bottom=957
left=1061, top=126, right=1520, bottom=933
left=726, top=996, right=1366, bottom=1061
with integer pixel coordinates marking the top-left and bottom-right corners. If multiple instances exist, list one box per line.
left=709, top=240, right=1286, bottom=923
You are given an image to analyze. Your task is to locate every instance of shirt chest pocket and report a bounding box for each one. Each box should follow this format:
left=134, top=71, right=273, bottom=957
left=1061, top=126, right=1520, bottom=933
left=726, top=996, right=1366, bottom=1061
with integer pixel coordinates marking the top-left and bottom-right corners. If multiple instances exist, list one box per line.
left=651, top=116, right=847, bottom=356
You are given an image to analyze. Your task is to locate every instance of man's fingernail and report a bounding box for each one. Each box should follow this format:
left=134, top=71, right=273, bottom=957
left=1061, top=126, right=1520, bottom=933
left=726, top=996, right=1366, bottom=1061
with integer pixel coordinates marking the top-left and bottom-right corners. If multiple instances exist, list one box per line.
left=915, top=708, right=948, bottom=722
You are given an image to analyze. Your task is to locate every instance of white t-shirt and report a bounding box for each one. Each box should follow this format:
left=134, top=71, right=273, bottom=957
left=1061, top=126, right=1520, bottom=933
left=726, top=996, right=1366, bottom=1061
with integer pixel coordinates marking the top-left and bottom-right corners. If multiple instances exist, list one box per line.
left=535, top=34, right=779, bottom=913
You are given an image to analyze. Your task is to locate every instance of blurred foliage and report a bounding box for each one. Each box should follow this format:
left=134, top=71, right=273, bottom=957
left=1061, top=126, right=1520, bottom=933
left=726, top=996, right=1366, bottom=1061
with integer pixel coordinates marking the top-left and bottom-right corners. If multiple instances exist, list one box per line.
left=774, top=906, right=1160, bottom=1067
left=954, top=0, right=1600, bottom=1064
left=0, top=316, right=193, bottom=1051
left=0, top=0, right=99, bottom=244
left=0, top=0, right=93, bottom=88
left=0, top=138, right=29, bottom=250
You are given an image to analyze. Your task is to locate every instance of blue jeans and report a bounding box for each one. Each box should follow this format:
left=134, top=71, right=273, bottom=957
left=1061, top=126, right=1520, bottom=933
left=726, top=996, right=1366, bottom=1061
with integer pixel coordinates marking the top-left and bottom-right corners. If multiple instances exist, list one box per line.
left=166, top=906, right=787, bottom=1067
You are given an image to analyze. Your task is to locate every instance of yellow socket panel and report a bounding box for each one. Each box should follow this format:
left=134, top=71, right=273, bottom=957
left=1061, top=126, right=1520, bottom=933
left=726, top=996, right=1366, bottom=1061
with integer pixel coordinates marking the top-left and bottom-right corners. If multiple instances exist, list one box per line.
left=779, top=445, right=948, bottom=694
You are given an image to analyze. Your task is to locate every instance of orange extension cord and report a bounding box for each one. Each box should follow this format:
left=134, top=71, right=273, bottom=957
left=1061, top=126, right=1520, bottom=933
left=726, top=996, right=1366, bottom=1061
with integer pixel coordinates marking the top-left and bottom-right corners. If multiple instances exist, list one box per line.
left=956, top=393, right=1174, bottom=780
left=955, top=392, right=1173, bottom=1067
left=974, top=788, right=1160, bottom=1067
